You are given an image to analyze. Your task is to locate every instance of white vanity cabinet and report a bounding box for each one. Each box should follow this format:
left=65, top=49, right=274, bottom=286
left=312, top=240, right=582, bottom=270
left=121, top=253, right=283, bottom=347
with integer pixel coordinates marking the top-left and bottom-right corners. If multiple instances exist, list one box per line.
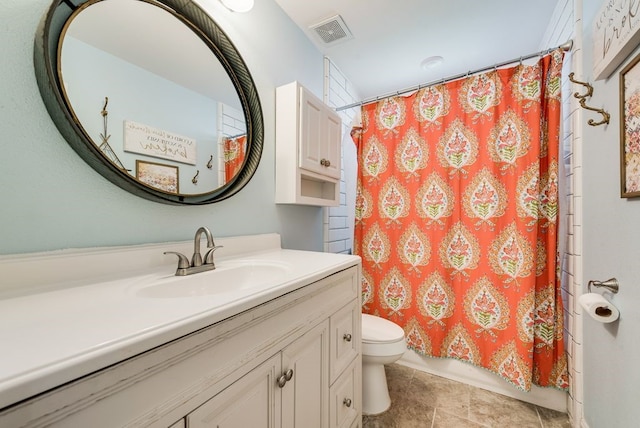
left=275, top=81, right=342, bottom=206
left=0, top=264, right=361, bottom=428
left=188, top=320, right=329, bottom=428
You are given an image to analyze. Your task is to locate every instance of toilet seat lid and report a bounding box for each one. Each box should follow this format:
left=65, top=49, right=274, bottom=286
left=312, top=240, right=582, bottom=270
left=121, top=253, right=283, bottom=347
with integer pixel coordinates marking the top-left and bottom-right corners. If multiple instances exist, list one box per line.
left=362, top=314, right=405, bottom=343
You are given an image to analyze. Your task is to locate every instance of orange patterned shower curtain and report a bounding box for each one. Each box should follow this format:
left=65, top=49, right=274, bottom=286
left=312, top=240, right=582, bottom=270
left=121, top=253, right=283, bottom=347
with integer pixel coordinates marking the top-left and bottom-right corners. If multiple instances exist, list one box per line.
left=223, top=134, right=247, bottom=182
left=352, top=50, right=568, bottom=391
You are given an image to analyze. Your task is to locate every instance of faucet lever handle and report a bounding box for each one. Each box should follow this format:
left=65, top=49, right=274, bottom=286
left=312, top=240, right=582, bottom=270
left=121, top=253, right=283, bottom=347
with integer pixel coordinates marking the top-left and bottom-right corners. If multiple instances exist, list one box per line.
left=204, top=245, right=224, bottom=265
left=164, top=251, right=190, bottom=269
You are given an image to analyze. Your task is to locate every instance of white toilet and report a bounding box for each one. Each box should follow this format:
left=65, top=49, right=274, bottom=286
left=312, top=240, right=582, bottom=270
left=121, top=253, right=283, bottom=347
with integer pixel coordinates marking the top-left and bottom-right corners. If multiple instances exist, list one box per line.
left=361, top=314, right=406, bottom=415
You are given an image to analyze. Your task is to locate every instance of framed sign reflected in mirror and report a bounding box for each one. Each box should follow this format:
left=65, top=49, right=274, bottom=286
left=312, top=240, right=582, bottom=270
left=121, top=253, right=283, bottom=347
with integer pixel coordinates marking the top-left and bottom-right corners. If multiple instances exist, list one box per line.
left=620, top=52, right=640, bottom=198
left=136, top=160, right=179, bottom=194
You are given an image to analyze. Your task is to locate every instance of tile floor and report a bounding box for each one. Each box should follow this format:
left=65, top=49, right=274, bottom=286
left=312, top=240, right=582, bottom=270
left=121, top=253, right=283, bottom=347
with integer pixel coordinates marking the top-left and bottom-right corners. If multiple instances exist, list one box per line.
left=362, top=363, right=571, bottom=428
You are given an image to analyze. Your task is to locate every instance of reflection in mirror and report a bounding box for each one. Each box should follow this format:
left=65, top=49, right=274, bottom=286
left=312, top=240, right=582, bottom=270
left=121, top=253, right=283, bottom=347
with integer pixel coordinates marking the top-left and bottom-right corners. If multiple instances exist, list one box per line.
left=60, top=0, right=246, bottom=195
left=34, top=0, right=263, bottom=205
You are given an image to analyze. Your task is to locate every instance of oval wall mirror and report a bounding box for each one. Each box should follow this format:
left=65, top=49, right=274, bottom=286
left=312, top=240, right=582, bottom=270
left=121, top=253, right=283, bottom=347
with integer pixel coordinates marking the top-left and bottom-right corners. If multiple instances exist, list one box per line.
left=34, top=0, right=263, bottom=205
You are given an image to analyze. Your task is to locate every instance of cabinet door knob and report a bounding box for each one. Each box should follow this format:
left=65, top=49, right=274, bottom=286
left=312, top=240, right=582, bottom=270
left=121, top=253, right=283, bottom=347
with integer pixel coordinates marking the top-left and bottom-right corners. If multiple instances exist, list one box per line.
left=320, top=158, right=331, bottom=167
left=277, top=369, right=294, bottom=388
left=343, top=333, right=352, bottom=342
left=284, top=368, right=294, bottom=381
left=343, top=398, right=352, bottom=407
left=277, top=374, right=287, bottom=388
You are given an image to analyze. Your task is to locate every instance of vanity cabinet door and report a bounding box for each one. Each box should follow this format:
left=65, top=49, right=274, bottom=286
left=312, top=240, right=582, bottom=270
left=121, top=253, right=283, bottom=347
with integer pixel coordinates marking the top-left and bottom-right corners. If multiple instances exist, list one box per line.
left=187, top=354, right=282, bottom=428
left=281, top=320, right=329, bottom=428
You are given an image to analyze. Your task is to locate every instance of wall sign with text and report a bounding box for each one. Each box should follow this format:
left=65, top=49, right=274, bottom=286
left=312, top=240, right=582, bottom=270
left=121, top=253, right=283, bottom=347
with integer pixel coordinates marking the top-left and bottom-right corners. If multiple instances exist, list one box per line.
left=593, top=0, right=640, bottom=80
left=123, top=120, right=197, bottom=165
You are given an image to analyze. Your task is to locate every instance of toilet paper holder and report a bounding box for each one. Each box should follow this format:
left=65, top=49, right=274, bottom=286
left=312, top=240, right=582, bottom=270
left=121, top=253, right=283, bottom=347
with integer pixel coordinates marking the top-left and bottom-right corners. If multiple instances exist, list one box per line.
left=588, top=278, right=619, bottom=294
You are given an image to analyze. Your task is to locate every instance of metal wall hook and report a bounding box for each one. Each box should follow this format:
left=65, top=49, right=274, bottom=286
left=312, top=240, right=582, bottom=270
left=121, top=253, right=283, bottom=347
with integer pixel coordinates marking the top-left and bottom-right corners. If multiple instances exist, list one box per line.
left=192, top=170, right=199, bottom=184
left=568, top=72, right=610, bottom=126
left=206, top=155, right=213, bottom=169
left=588, top=278, right=619, bottom=294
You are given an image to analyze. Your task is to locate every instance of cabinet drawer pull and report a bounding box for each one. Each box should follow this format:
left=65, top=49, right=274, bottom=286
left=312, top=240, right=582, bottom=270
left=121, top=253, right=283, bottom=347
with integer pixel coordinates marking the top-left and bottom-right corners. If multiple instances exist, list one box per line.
left=320, top=158, right=331, bottom=167
left=343, top=333, right=352, bottom=342
left=343, top=398, right=352, bottom=407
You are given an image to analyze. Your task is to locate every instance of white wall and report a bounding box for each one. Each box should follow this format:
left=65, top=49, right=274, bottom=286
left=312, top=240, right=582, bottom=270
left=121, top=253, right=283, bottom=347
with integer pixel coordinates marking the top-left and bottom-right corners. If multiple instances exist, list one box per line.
left=0, top=0, right=327, bottom=255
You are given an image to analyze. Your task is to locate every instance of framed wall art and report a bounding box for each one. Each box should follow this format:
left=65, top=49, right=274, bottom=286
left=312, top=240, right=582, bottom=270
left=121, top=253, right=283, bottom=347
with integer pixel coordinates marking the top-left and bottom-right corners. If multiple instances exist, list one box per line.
left=593, top=0, right=640, bottom=81
left=620, top=52, right=640, bottom=198
left=136, top=160, right=179, bottom=194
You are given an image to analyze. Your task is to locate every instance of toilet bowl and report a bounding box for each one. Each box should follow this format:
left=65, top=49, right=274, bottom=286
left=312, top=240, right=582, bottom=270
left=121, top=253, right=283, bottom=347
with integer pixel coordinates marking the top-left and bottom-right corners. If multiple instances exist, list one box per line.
left=361, top=314, right=406, bottom=415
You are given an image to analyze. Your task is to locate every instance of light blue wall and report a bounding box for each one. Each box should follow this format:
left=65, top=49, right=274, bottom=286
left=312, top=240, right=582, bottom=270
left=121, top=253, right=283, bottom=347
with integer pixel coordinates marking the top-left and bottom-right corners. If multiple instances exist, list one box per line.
left=581, top=3, right=640, bottom=427
left=0, top=0, right=325, bottom=255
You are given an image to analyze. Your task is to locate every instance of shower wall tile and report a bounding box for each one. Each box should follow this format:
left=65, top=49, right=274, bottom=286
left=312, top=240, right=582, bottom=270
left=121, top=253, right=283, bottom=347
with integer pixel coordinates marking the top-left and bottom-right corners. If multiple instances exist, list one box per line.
left=565, top=307, right=574, bottom=339
left=567, top=193, right=574, bottom=221
left=573, top=166, right=583, bottom=199
left=329, top=215, right=348, bottom=229
left=572, top=225, right=582, bottom=258
left=324, top=57, right=358, bottom=255
left=573, top=244, right=583, bottom=287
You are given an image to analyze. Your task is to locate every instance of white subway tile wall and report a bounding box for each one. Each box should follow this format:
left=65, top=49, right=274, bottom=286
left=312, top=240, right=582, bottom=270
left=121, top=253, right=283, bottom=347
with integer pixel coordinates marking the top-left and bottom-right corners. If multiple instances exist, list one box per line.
left=324, top=57, right=360, bottom=254
left=540, top=0, right=581, bottom=424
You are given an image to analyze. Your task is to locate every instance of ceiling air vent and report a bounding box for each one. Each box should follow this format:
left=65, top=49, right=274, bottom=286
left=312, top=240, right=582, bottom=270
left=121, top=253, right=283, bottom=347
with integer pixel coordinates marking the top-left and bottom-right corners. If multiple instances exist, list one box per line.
left=309, top=15, right=353, bottom=45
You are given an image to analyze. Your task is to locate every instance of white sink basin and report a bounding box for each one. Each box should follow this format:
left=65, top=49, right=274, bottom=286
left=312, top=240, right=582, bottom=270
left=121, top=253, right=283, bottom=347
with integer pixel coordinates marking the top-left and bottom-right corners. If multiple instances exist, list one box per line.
left=135, top=260, right=292, bottom=298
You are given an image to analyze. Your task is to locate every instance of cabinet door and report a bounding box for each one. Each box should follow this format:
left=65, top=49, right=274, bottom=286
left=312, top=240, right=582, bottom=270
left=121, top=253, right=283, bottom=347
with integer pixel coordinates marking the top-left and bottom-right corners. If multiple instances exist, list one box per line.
left=187, top=354, right=281, bottom=428
left=281, top=320, right=330, bottom=428
left=298, top=88, right=341, bottom=180
left=299, top=88, right=325, bottom=175
left=323, top=110, right=342, bottom=179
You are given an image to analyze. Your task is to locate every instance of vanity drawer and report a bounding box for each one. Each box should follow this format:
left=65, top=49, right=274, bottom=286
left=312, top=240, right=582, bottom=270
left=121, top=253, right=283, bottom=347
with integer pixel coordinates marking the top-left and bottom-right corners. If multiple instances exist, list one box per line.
left=330, top=299, right=360, bottom=384
left=329, top=356, right=361, bottom=428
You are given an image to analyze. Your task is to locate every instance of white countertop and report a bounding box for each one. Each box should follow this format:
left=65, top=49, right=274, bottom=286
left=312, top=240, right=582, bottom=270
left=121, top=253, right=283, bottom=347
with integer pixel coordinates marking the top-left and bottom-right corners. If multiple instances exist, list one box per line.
left=0, top=236, right=360, bottom=410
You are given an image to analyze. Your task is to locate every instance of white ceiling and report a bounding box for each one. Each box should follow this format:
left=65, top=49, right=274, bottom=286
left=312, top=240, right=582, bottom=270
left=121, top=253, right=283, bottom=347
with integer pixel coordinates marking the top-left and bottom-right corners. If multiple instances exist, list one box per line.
left=274, top=0, right=562, bottom=103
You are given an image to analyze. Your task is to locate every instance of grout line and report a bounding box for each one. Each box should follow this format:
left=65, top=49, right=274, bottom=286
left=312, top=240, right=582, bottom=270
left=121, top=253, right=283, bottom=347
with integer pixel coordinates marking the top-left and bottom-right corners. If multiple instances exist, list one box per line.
left=535, top=405, right=545, bottom=427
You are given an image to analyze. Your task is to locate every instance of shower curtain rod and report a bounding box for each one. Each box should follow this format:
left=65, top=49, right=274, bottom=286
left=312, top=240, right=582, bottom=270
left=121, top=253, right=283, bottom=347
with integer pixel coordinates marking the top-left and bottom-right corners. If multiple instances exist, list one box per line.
left=335, top=39, right=573, bottom=112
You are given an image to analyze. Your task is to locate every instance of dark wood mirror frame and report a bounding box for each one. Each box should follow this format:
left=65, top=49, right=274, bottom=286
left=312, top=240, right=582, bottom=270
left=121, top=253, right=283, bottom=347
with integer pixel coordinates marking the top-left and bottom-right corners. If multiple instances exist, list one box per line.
left=34, top=0, right=264, bottom=205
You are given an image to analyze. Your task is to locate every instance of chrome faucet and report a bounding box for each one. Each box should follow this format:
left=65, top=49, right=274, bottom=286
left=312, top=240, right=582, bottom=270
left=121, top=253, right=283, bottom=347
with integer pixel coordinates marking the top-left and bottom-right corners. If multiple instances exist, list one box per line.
left=164, top=226, right=223, bottom=276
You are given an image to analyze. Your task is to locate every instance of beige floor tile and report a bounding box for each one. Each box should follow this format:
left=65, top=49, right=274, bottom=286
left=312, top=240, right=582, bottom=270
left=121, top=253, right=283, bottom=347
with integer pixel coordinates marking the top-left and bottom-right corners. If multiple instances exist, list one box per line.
left=468, top=387, right=541, bottom=427
left=410, top=370, right=471, bottom=417
left=363, top=402, right=434, bottom=428
left=537, top=405, right=572, bottom=428
left=364, top=364, right=435, bottom=427
left=362, top=364, right=570, bottom=428
left=433, top=408, right=488, bottom=428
